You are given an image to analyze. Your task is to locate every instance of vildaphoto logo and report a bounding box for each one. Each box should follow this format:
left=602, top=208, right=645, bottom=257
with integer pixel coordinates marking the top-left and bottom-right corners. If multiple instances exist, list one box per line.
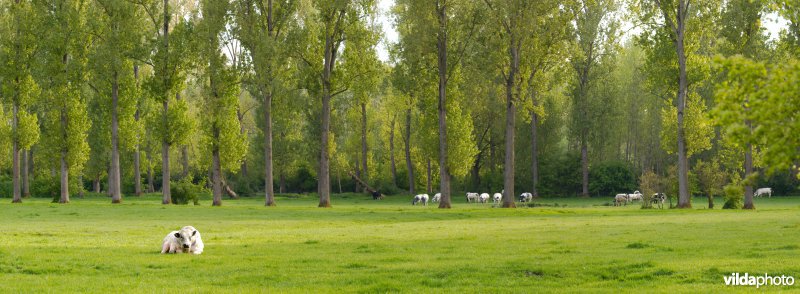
left=724, top=273, right=795, bottom=288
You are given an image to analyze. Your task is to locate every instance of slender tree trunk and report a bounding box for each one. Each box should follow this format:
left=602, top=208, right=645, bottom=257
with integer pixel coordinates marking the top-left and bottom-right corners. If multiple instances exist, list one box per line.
left=361, top=102, right=368, bottom=192
left=675, top=15, right=691, bottom=208
left=161, top=0, right=172, bottom=204
left=59, top=150, right=69, bottom=204
left=436, top=1, right=451, bottom=208
left=426, top=158, right=432, bottom=194
left=389, top=115, right=398, bottom=187
left=317, top=18, right=340, bottom=208
left=212, top=142, right=222, bottom=206
left=502, top=36, right=518, bottom=208
left=22, top=148, right=29, bottom=197
left=337, top=171, right=342, bottom=194
left=93, top=175, right=100, bottom=193
left=708, top=194, right=714, bottom=209
left=471, top=151, right=482, bottom=190
left=146, top=147, right=154, bottom=193
left=111, top=71, right=122, bottom=203
left=78, top=174, right=84, bottom=198
left=134, top=65, right=142, bottom=196
left=581, top=134, right=589, bottom=197
left=531, top=110, right=539, bottom=198
left=162, top=100, right=171, bottom=204
left=743, top=143, right=755, bottom=209
left=28, top=148, right=34, bottom=180
left=12, top=103, right=21, bottom=203
left=404, top=107, right=414, bottom=194
left=355, top=157, right=361, bottom=192
left=264, top=91, right=275, bottom=206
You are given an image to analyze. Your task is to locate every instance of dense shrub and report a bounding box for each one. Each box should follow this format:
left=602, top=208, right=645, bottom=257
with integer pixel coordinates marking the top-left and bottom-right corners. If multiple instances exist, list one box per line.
left=171, top=179, right=207, bottom=205
left=722, top=180, right=743, bottom=209
left=589, top=161, right=636, bottom=197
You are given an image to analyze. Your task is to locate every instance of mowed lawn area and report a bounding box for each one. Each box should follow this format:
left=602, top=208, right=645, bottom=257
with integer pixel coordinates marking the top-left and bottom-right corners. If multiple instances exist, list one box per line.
left=1, top=193, right=799, bottom=293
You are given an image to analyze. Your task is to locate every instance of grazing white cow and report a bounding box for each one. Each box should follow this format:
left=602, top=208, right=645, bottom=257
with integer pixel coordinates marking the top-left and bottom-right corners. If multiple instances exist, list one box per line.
left=651, top=193, right=666, bottom=209
left=161, top=226, right=204, bottom=255
left=466, top=192, right=479, bottom=203
left=412, top=194, right=430, bottom=206
left=519, top=192, right=533, bottom=202
left=614, top=194, right=629, bottom=206
left=479, top=193, right=490, bottom=203
left=432, top=193, right=441, bottom=203
left=754, top=187, right=772, bottom=198
left=492, top=193, right=502, bottom=204
left=627, top=190, right=643, bottom=201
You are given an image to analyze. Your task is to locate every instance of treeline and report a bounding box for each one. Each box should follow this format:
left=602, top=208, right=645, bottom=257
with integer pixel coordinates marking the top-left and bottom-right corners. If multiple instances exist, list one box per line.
left=0, top=0, right=798, bottom=208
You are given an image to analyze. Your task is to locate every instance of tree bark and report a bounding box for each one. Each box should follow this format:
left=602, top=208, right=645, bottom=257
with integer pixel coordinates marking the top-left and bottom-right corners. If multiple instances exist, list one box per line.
left=160, top=0, right=172, bottom=204
left=360, top=102, right=368, bottom=192
left=404, top=106, right=414, bottom=194
left=59, top=150, right=69, bottom=204
left=162, top=100, right=172, bottom=204
left=212, top=141, right=222, bottom=206
left=22, top=147, right=29, bottom=197
left=530, top=110, right=539, bottom=198
left=674, top=4, right=691, bottom=208
left=502, top=35, right=518, bottom=208
left=426, top=158, right=432, bottom=194
left=134, top=65, right=142, bottom=196
left=436, top=0, right=451, bottom=208
left=264, top=91, right=275, bottom=206
left=111, top=71, right=122, bottom=203
left=318, top=10, right=343, bottom=208
left=12, top=103, right=21, bottom=203
left=743, top=142, right=755, bottom=209
left=94, top=176, right=100, bottom=193
left=389, top=115, right=398, bottom=187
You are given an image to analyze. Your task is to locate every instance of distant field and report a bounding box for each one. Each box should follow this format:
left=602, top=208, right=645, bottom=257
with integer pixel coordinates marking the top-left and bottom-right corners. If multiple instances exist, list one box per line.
left=1, top=193, right=798, bottom=293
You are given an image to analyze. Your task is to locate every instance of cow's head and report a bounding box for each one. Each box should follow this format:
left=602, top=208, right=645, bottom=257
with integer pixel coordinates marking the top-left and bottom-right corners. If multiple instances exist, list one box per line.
left=176, top=226, right=199, bottom=249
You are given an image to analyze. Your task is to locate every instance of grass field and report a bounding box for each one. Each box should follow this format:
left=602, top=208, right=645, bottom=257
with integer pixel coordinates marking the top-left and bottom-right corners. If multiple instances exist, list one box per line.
left=1, top=193, right=799, bottom=293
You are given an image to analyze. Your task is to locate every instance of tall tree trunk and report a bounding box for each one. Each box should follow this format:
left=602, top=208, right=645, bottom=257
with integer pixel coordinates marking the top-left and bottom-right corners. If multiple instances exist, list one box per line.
left=12, top=103, right=21, bottom=203
left=279, top=169, right=286, bottom=194
left=404, top=107, right=414, bottom=194
left=211, top=140, right=222, bottom=206
left=674, top=7, right=691, bottom=208
left=743, top=143, right=755, bottom=209
left=59, top=150, right=69, bottom=204
left=354, top=157, right=361, bottom=192
left=436, top=0, right=451, bottom=208
left=360, top=102, right=368, bottom=192
left=161, top=100, right=171, bottom=204
left=426, top=158, right=432, bottom=194
left=530, top=110, right=539, bottom=198
left=502, top=36, right=518, bottom=208
left=581, top=133, right=589, bottom=197
left=337, top=171, right=342, bottom=194
left=264, top=91, right=275, bottom=206
left=22, top=148, right=29, bottom=197
left=389, top=115, right=398, bottom=187
left=134, top=65, right=142, bottom=196
left=111, top=71, right=122, bottom=203
left=317, top=17, right=340, bottom=208
left=94, top=176, right=100, bottom=193
left=161, top=0, right=172, bottom=204
left=175, top=93, right=189, bottom=179
left=78, top=174, right=84, bottom=198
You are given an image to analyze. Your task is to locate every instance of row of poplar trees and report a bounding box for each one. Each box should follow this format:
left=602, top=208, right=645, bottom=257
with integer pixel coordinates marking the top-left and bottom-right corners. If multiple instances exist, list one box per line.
left=1, top=0, right=799, bottom=209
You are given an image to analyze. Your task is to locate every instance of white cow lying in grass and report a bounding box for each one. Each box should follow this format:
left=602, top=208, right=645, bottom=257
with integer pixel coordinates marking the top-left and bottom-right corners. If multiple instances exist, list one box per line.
left=412, top=194, right=429, bottom=206
left=614, top=194, right=629, bottom=206
left=492, top=193, right=502, bottom=204
left=432, top=193, right=441, bottom=203
left=466, top=192, right=479, bottom=203
left=479, top=193, right=490, bottom=203
left=754, top=187, right=772, bottom=198
left=519, top=192, right=533, bottom=202
left=161, top=226, right=204, bottom=254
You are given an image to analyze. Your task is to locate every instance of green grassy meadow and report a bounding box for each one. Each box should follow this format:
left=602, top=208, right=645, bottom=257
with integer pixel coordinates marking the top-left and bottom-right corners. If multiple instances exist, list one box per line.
left=1, top=193, right=799, bottom=293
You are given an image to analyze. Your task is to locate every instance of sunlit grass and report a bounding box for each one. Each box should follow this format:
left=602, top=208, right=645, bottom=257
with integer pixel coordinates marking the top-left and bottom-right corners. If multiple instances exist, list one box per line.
left=0, top=193, right=798, bottom=292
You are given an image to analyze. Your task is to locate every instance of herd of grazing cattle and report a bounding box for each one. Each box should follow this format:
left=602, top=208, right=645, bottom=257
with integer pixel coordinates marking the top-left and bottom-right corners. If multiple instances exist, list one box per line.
left=408, top=187, right=774, bottom=208
left=410, top=191, right=534, bottom=206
